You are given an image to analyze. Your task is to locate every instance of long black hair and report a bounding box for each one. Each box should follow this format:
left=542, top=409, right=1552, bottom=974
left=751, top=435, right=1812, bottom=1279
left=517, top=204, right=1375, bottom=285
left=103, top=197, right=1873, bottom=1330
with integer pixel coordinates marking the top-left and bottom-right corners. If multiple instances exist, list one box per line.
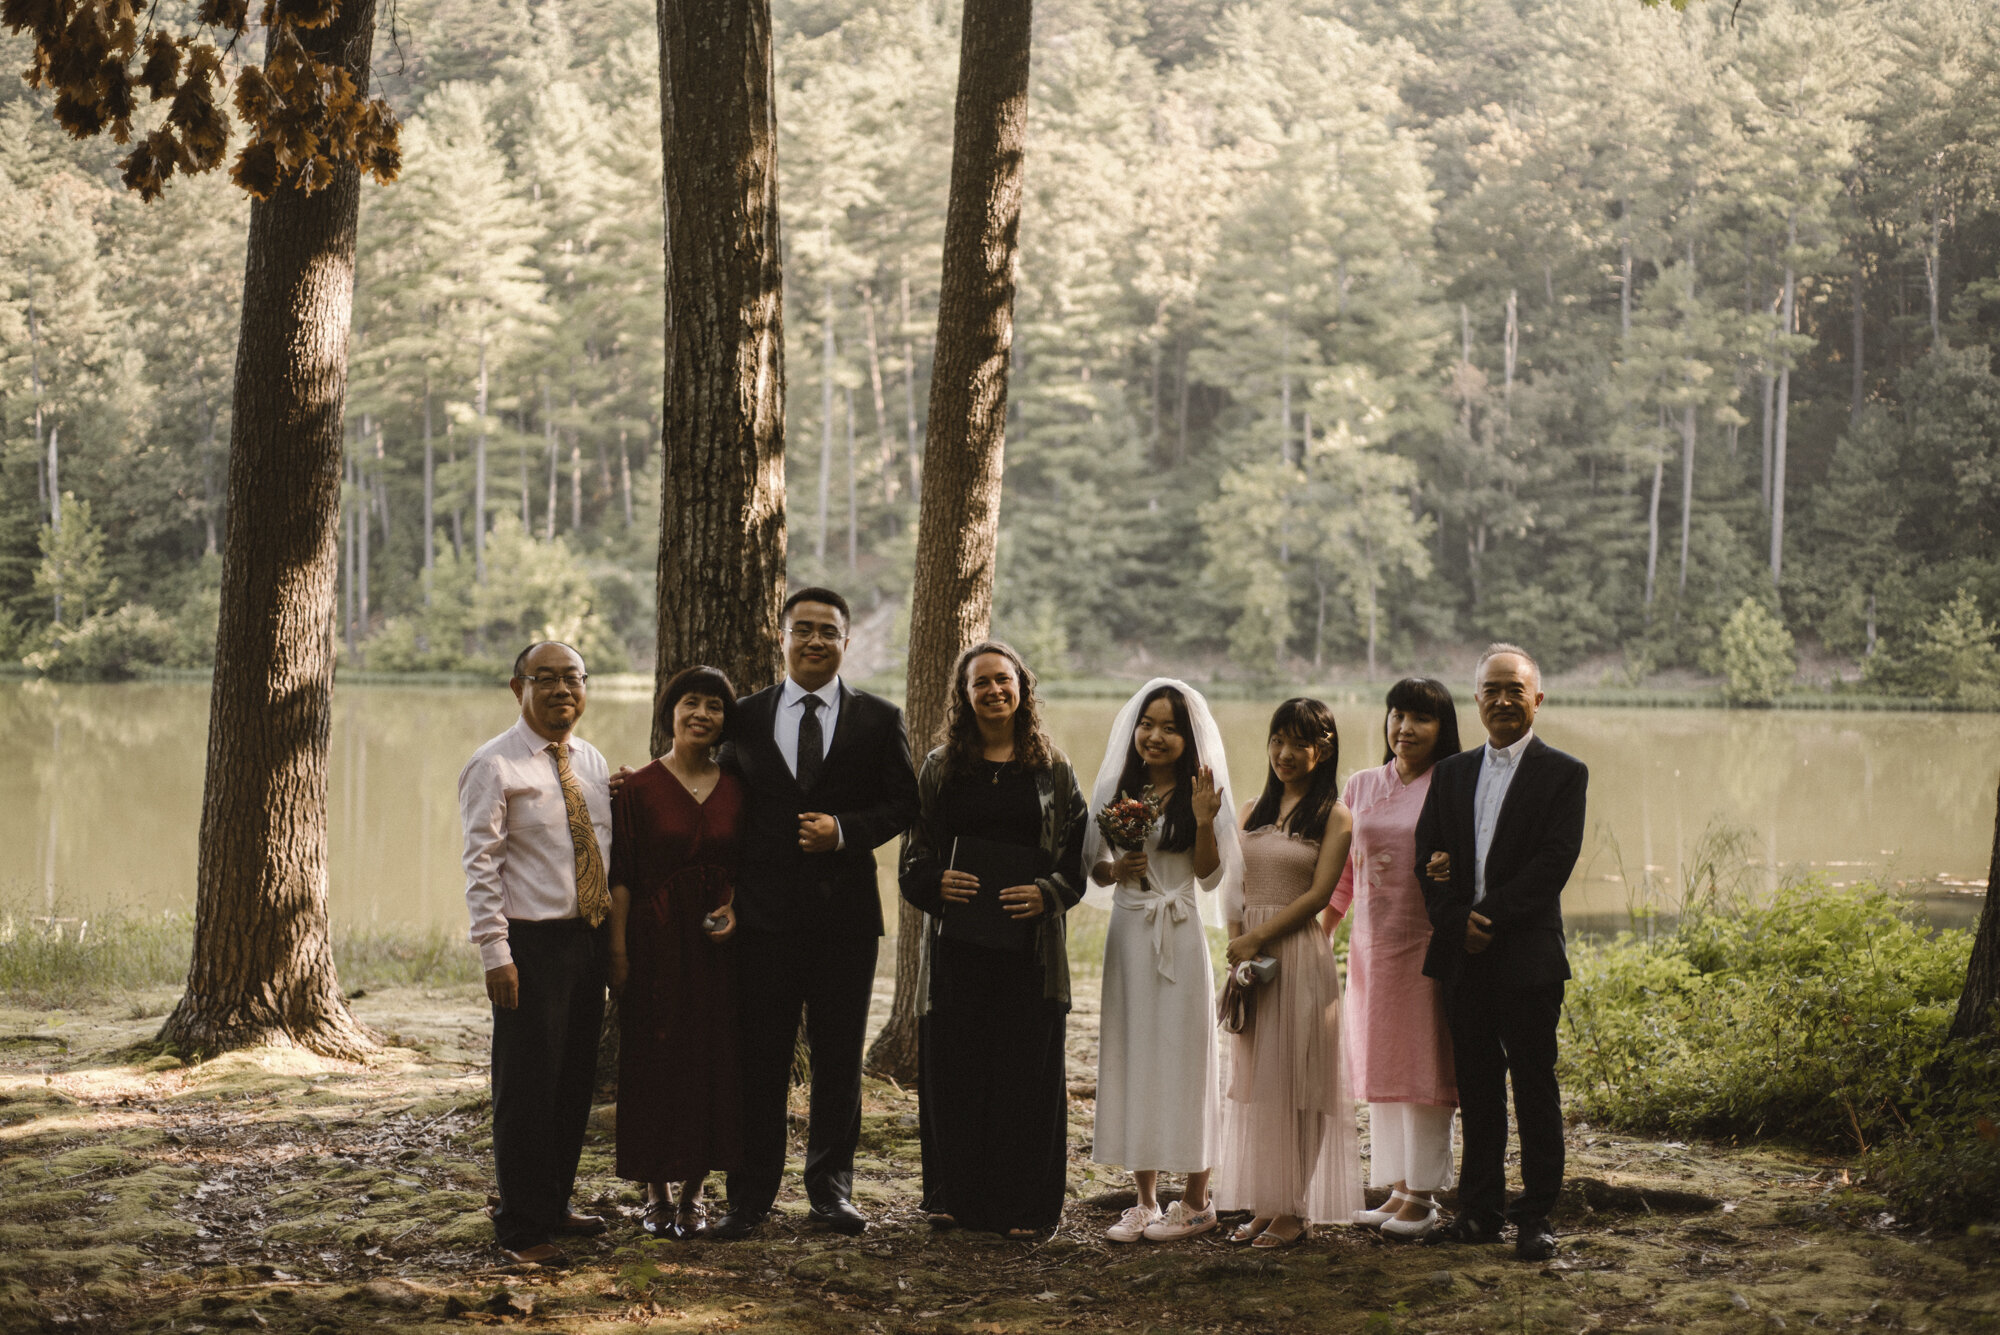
left=1116, top=684, right=1203, bottom=853
left=1379, top=676, right=1463, bottom=767
left=1245, top=697, right=1342, bottom=839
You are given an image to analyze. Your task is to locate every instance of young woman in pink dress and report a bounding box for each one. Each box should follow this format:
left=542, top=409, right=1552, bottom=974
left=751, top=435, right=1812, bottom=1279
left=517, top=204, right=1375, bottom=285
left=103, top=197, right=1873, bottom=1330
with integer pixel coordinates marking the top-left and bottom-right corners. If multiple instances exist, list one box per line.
left=1213, top=698, right=1362, bottom=1247
left=1336, top=677, right=1464, bottom=1240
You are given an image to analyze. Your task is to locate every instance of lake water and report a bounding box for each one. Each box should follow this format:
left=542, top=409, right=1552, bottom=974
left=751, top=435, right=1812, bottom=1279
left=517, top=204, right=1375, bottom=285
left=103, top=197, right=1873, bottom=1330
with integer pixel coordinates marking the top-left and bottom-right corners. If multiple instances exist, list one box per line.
left=3, top=679, right=1992, bottom=939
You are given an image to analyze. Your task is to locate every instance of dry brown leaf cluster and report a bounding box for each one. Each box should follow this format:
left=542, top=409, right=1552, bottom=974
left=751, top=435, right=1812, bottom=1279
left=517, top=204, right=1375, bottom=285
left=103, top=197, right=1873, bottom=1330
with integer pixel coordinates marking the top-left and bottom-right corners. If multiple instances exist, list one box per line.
left=1, top=0, right=400, bottom=202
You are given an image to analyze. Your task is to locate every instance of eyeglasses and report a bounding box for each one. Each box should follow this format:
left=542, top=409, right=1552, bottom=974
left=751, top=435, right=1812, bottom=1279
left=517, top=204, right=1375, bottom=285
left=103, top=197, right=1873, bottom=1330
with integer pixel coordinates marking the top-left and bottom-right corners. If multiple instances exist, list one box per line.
left=785, top=624, right=847, bottom=645
left=526, top=672, right=588, bottom=690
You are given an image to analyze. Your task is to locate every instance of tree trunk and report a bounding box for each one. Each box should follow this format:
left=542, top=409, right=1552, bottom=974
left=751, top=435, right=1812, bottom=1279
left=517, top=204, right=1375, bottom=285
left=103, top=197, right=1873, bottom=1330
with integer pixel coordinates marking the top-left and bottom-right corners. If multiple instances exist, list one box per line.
left=157, top=0, right=380, bottom=1061
left=865, top=0, right=1033, bottom=1085
left=861, top=285, right=898, bottom=504
left=844, top=385, right=858, bottom=571
left=1945, top=778, right=2000, bottom=1042
left=1678, top=398, right=1695, bottom=597
left=474, top=333, right=489, bottom=584
left=422, top=387, right=435, bottom=591
left=1770, top=218, right=1796, bottom=588
left=1851, top=265, right=1865, bottom=424
left=818, top=278, right=835, bottom=563
left=653, top=0, right=787, bottom=728
left=543, top=384, right=558, bottom=540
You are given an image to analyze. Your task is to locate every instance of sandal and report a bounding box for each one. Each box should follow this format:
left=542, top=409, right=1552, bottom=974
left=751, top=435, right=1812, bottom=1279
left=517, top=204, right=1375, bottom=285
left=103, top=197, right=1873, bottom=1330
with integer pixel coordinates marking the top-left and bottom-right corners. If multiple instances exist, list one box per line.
left=639, top=1198, right=672, bottom=1238
left=1354, top=1190, right=1416, bottom=1228
left=1252, top=1220, right=1307, bottom=1249
left=1230, top=1217, right=1274, bottom=1244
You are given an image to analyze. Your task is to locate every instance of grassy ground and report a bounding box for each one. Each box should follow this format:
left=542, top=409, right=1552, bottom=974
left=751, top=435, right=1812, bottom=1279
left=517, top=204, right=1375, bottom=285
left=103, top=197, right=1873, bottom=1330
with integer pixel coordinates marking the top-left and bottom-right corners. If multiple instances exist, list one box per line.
left=3, top=979, right=1997, bottom=1335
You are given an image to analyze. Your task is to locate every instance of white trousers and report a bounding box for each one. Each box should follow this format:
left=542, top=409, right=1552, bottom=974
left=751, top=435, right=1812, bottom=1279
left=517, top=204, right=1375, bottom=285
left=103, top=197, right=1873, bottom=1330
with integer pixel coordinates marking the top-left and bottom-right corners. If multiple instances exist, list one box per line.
left=1367, top=1101, right=1457, bottom=1192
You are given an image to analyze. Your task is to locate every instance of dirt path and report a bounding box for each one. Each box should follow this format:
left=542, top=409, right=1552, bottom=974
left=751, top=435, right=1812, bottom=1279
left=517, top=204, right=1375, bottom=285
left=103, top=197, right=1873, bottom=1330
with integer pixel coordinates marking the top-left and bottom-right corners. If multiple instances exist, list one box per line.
left=1, top=984, right=1993, bottom=1334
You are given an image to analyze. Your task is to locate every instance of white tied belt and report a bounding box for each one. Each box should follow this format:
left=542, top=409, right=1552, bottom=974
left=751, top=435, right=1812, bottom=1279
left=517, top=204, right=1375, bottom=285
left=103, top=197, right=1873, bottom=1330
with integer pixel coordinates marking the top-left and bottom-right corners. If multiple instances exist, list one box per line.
left=1114, top=881, right=1197, bottom=982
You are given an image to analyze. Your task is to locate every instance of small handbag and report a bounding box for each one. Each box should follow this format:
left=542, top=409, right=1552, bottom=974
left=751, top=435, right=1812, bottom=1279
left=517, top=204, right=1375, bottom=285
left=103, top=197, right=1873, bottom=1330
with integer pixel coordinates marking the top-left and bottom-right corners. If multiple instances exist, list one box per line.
left=1216, top=956, right=1278, bottom=1034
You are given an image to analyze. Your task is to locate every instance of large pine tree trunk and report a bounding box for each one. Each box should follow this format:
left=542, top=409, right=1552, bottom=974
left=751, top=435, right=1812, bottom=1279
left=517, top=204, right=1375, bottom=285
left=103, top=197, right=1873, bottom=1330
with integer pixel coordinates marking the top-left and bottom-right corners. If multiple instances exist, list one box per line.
left=1946, top=779, right=2000, bottom=1042
left=865, top=0, right=1033, bottom=1083
left=158, top=0, right=380, bottom=1061
left=652, top=0, right=787, bottom=729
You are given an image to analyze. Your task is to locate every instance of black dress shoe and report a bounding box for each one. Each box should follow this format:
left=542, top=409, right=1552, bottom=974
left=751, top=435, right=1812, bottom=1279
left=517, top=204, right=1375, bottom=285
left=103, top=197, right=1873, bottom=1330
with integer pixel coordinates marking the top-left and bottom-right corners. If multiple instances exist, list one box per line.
left=808, top=1197, right=868, bottom=1236
left=1425, top=1214, right=1507, bottom=1246
left=1515, top=1220, right=1559, bottom=1262
left=707, top=1207, right=767, bottom=1241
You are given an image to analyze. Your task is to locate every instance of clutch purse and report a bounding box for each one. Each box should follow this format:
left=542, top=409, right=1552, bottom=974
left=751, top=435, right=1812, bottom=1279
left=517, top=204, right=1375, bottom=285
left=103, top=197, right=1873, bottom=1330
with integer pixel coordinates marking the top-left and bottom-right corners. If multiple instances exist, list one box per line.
left=1216, top=955, right=1278, bottom=1035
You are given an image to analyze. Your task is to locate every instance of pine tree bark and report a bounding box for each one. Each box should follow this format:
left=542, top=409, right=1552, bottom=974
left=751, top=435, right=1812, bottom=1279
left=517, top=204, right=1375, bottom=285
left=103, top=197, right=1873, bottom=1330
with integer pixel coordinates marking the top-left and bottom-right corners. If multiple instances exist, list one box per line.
left=865, top=0, right=1033, bottom=1084
left=652, top=0, right=787, bottom=735
left=158, top=0, right=381, bottom=1061
left=1945, top=778, right=2000, bottom=1042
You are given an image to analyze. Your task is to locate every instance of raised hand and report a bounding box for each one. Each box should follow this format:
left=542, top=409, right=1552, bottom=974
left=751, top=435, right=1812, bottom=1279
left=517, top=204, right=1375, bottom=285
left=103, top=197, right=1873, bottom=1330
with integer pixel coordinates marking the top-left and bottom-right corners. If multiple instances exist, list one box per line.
left=1191, top=764, right=1222, bottom=826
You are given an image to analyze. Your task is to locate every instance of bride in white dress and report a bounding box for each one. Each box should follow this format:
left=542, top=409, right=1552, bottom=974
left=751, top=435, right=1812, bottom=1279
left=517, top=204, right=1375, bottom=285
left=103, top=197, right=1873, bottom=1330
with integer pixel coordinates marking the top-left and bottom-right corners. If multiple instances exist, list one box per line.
left=1085, top=679, right=1242, bottom=1243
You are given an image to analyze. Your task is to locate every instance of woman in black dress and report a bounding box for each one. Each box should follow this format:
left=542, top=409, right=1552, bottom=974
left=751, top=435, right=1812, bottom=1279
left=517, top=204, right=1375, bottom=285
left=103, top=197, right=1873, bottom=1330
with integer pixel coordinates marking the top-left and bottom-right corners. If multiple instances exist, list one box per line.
left=899, top=641, right=1088, bottom=1238
left=608, top=665, right=744, bottom=1239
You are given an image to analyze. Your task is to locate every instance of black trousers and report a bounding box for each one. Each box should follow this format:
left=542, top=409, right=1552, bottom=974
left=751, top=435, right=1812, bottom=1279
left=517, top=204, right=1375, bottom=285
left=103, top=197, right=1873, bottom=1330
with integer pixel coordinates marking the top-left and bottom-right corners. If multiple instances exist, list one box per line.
left=490, top=918, right=607, bottom=1250
left=727, top=926, right=879, bottom=1215
left=1445, top=976, right=1565, bottom=1230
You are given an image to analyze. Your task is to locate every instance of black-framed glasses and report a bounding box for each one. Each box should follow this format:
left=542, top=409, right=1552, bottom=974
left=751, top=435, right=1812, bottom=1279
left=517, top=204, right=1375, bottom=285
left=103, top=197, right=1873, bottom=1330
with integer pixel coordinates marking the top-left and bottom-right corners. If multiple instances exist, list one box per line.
left=785, top=623, right=847, bottom=645
left=527, top=672, right=589, bottom=690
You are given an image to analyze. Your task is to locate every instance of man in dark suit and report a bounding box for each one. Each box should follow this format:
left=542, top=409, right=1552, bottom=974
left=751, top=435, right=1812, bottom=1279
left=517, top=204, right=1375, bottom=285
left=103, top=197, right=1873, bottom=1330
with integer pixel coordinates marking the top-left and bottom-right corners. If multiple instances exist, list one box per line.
left=1414, top=643, right=1588, bottom=1262
left=710, top=587, right=919, bottom=1240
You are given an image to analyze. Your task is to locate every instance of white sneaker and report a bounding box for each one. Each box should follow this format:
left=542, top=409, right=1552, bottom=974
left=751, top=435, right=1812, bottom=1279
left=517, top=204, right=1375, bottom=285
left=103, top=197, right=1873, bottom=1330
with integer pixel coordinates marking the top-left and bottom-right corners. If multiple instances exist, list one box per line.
left=1143, top=1199, right=1218, bottom=1241
left=1106, top=1204, right=1160, bottom=1243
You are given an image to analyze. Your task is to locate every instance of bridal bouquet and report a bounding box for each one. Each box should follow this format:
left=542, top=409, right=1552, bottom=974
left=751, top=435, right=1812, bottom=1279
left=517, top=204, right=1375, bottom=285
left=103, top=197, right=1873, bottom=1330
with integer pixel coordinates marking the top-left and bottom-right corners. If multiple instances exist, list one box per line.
left=1095, top=789, right=1163, bottom=894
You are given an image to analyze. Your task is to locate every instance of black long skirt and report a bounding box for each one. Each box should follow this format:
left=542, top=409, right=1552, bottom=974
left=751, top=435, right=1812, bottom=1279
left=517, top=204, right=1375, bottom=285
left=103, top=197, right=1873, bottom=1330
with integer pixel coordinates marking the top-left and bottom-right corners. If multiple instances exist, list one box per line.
left=918, top=935, right=1069, bottom=1233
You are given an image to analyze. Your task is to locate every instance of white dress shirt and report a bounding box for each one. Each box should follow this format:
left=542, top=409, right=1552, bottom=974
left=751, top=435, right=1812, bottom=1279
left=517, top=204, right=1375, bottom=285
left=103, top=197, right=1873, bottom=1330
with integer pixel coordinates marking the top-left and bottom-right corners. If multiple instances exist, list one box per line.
left=773, top=675, right=845, bottom=849
left=1472, top=729, right=1534, bottom=905
left=460, top=716, right=613, bottom=971
left=774, top=675, right=842, bottom=776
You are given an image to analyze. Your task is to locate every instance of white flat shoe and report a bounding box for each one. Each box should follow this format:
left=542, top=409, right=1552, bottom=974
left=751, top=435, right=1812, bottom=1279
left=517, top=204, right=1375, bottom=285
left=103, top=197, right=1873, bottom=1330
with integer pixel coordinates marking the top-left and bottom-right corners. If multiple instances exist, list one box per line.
left=1354, top=1190, right=1415, bottom=1228
left=1380, top=1201, right=1440, bottom=1240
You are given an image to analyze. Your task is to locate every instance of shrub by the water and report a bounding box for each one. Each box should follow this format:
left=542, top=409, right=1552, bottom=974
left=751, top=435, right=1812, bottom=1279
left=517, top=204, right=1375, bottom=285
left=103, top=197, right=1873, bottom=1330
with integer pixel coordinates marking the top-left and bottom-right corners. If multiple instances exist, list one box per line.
left=1561, top=884, right=1969, bottom=1148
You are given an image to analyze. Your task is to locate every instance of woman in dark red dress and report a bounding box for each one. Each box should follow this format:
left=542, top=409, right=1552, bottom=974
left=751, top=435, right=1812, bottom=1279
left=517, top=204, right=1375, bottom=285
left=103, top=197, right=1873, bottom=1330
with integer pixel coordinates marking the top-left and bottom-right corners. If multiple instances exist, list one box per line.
left=609, top=665, right=744, bottom=1239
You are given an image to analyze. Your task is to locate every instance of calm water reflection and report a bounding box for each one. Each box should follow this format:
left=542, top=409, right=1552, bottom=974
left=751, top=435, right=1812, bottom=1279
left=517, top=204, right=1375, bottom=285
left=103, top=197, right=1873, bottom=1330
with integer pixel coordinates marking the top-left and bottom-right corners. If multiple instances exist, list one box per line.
left=3, top=679, right=1992, bottom=935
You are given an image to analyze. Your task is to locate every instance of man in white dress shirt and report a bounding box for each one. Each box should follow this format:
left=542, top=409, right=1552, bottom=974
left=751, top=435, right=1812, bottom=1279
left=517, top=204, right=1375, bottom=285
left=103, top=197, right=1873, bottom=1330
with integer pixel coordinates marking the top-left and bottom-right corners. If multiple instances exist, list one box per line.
left=460, top=640, right=613, bottom=1264
left=1414, top=644, right=1588, bottom=1262
left=708, top=588, right=918, bottom=1240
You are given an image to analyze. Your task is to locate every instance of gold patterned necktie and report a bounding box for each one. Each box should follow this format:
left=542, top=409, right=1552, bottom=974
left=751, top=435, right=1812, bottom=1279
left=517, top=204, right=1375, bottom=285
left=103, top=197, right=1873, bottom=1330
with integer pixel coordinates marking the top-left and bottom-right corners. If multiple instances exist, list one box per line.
left=548, top=742, right=610, bottom=928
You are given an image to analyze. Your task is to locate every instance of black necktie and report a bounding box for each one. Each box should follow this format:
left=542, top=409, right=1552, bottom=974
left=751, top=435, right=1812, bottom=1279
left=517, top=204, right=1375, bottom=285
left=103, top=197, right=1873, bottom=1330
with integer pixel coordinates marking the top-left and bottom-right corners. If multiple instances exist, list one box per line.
left=796, top=694, right=825, bottom=792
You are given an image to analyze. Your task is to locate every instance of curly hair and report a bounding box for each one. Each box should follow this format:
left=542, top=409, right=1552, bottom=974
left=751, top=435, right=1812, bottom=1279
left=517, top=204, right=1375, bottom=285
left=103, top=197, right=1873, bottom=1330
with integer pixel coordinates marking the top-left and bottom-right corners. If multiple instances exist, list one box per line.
left=937, top=640, right=1057, bottom=780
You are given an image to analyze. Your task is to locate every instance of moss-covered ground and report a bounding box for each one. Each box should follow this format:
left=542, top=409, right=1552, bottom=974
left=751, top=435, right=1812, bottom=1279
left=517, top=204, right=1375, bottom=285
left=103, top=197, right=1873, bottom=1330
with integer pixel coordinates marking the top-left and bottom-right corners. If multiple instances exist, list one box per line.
left=1, top=982, right=1993, bottom=1335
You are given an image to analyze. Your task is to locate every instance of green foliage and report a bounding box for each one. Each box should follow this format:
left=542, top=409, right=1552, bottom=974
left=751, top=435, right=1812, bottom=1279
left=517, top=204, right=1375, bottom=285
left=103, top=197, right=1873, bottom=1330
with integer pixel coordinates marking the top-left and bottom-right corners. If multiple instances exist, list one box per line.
left=5, top=0, right=2000, bottom=681
left=31, top=493, right=115, bottom=625
left=1560, top=884, right=1970, bottom=1150
left=1709, top=597, right=1796, bottom=705
left=368, top=512, right=625, bottom=675
left=1866, top=589, right=2000, bottom=707
left=25, top=603, right=180, bottom=680
left=1864, top=1024, right=2000, bottom=1230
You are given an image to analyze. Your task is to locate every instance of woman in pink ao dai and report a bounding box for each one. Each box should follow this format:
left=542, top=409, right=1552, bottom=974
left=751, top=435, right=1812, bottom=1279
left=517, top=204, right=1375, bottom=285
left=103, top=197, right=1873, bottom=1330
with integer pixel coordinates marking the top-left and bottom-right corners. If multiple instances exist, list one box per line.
left=1336, top=676, right=1465, bottom=1240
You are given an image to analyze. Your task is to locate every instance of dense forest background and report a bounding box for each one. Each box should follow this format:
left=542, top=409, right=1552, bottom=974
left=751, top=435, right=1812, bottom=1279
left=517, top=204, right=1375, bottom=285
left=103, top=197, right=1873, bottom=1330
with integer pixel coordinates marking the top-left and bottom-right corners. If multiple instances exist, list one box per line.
left=3, top=0, right=1998, bottom=694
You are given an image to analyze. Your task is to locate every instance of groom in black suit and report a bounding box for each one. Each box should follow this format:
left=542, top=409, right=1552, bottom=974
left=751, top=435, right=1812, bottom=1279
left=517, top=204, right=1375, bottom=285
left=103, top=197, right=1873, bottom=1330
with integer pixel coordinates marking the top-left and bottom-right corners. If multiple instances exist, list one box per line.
left=710, top=587, right=919, bottom=1240
left=1414, top=643, right=1587, bottom=1261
